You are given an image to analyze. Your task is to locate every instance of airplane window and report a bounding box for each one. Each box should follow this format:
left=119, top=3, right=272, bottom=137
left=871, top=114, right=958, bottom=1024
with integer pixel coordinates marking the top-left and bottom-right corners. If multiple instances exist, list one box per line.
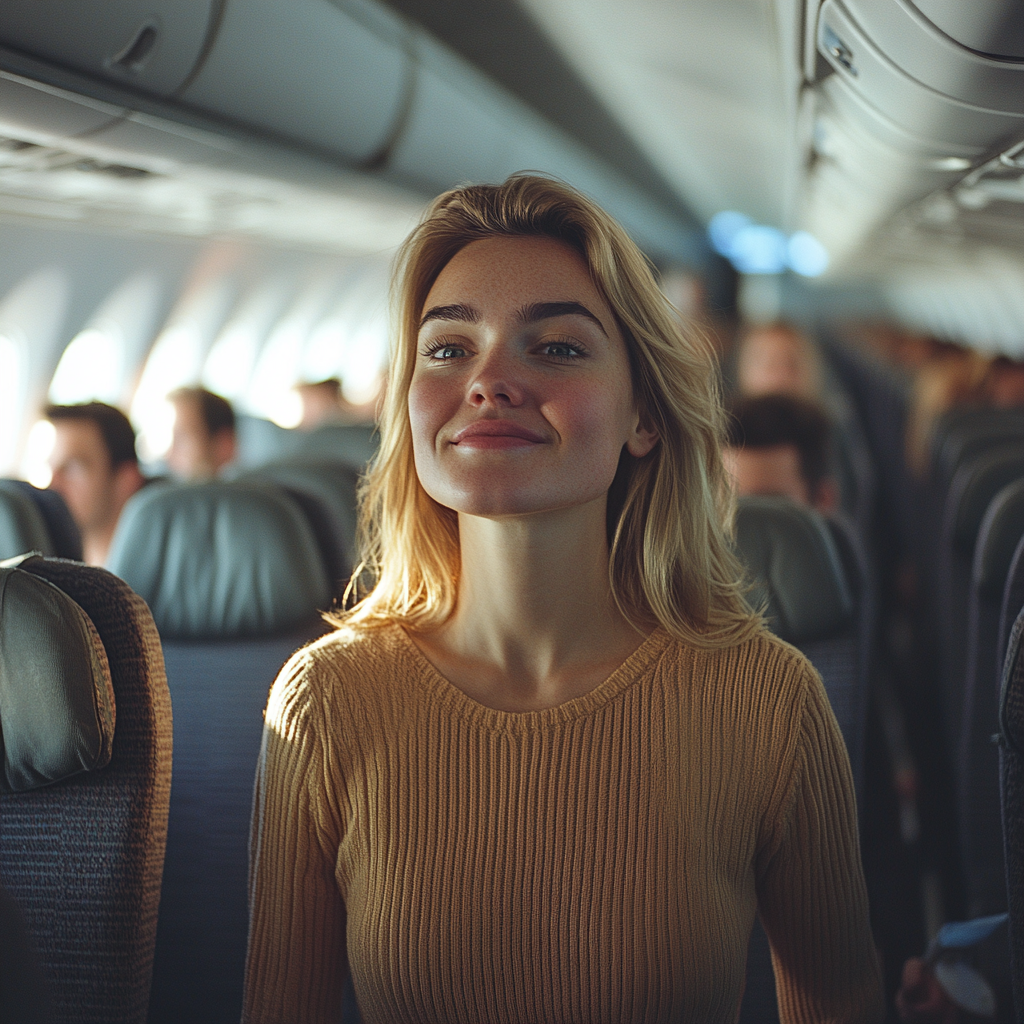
left=0, top=333, right=23, bottom=471
left=20, top=419, right=55, bottom=489
left=246, top=274, right=340, bottom=427
left=297, top=264, right=390, bottom=406
left=48, top=326, right=124, bottom=405
left=202, top=277, right=292, bottom=404
left=49, top=272, right=163, bottom=406
left=131, top=278, right=236, bottom=462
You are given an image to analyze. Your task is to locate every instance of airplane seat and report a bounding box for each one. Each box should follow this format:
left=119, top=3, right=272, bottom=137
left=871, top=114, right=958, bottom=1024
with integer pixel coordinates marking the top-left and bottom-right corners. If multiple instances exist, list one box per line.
left=238, top=459, right=360, bottom=599
left=937, top=446, right=1024, bottom=760
left=999, top=604, right=1024, bottom=1020
left=734, top=496, right=863, bottom=781
left=234, top=414, right=377, bottom=472
left=931, top=408, right=1024, bottom=493
left=733, top=496, right=863, bottom=1024
left=0, top=554, right=172, bottom=1024
left=288, top=421, right=377, bottom=468
left=0, top=481, right=56, bottom=560
left=105, top=481, right=332, bottom=1024
left=2, top=480, right=83, bottom=561
left=959, top=480, right=1024, bottom=918
left=233, top=414, right=292, bottom=469
left=1002, top=536, right=1024, bottom=671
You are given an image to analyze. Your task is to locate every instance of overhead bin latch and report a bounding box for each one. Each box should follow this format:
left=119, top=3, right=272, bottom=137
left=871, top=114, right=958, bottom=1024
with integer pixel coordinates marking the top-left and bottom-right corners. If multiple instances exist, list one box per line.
left=821, top=22, right=857, bottom=76
left=109, top=20, right=159, bottom=74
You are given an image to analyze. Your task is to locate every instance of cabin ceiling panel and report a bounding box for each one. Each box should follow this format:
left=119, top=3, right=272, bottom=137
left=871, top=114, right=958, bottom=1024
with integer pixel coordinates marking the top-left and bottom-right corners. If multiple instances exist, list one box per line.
left=516, top=0, right=797, bottom=228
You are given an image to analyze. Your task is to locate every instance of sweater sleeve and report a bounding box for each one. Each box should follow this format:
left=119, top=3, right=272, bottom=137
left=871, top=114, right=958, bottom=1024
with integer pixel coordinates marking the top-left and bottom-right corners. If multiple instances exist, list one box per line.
left=242, top=651, right=349, bottom=1024
left=756, top=662, right=885, bottom=1024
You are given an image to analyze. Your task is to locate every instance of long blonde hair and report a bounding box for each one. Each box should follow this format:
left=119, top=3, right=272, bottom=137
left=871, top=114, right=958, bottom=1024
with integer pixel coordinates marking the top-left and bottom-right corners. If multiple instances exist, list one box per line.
left=334, top=174, right=760, bottom=649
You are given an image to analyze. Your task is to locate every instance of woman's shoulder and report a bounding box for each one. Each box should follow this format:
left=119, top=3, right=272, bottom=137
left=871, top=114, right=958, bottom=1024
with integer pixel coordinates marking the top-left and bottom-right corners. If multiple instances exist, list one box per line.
left=659, top=626, right=820, bottom=721
left=268, top=622, right=418, bottom=716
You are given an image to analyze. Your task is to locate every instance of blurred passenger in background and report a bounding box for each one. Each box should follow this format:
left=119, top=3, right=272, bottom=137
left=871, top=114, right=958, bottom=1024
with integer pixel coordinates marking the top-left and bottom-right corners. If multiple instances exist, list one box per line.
left=167, top=386, right=236, bottom=481
left=724, top=394, right=838, bottom=511
left=46, top=402, right=145, bottom=566
left=293, top=377, right=374, bottom=430
left=734, top=321, right=822, bottom=401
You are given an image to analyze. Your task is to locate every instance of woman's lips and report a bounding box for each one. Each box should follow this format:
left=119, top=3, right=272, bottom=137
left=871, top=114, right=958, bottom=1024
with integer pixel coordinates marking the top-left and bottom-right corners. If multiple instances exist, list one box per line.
left=451, top=420, right=546, bottom=448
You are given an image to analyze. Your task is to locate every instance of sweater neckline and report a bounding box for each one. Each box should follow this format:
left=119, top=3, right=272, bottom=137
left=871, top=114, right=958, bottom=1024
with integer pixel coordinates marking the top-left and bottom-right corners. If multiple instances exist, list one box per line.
left=395, top=624, right=673, bottom=729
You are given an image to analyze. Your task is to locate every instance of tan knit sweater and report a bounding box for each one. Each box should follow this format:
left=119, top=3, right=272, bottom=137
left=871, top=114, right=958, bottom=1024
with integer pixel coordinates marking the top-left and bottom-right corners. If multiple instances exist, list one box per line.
left=243, top=624, right=883, bottom=1024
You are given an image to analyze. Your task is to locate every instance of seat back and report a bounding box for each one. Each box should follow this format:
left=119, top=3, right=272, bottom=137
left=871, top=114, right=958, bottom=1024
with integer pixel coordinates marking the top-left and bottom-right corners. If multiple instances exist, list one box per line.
left=107, top=481, right=331, bottom=1024
left=960, top=480, right=1024, bottom=916
left=1000, top=605, right=1024, bottom=1020
left=734, top=496, right=862, bottom=777
left=0, top=483, right=54, bottom=560
left=1002, top=536, right=1024, bottom=676
left=239, top=460, right=360, bottom=598
left=938, top=446, right=1024, bottom=758
left=235, top=414, right=376, bottom=471
left=2, top=480, right=82, bottom=560
left=733, top=497, right=862, bottom=1024
left=0, top=555, right=171, bottom=1023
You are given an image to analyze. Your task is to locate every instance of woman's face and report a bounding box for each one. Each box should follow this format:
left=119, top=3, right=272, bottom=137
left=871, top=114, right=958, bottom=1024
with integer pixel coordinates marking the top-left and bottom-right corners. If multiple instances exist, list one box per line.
left=409, top=234, right=657, bottom=519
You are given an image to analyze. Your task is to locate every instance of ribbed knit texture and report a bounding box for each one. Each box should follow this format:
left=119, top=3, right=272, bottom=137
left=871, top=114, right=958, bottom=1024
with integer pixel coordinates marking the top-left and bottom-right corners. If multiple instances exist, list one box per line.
left=243, top=625, right=883, bottom=1024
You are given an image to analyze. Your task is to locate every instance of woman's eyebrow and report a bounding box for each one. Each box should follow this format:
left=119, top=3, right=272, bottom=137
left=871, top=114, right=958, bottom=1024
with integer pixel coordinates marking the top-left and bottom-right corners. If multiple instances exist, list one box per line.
left=516, top=301, right=607, bottom=336
left=419, top=303, right=480, bottom=329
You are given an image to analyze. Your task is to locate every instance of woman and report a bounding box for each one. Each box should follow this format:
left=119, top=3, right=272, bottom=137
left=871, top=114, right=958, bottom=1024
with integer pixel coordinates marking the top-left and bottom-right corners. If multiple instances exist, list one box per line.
left=243, top=175, right=883, bottom=1023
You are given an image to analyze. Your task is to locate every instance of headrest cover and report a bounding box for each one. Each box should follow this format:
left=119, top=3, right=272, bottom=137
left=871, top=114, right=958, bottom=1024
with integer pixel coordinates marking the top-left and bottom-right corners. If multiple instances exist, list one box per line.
left=1000, top=607, right=1024, bottom=755
left=975, top=479, right=1024, bottom=601
left=0, top=565, right=114, bottom=792
left=0, top=483, right=54, bottom=560
left=734, top=496, right=854, bottom=644
left=107, top=481, right=332, bottom=639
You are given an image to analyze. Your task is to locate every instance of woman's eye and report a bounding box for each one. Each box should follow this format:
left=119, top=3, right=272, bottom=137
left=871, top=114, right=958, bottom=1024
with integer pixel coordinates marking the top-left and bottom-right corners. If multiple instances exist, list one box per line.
left=423, top=342, right=467, bottom=360
left=541, top=340, right=585, bottom=360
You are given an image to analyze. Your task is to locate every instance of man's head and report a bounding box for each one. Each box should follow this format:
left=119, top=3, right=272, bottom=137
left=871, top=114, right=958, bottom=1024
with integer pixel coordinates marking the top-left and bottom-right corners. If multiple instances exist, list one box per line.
left=735, top=322, right=821, bottom=400
left=45, top=402, right=145, bottom=564
left=724, top=394, right=837, bottom=511
left=167, top=387, right=236, bottom=480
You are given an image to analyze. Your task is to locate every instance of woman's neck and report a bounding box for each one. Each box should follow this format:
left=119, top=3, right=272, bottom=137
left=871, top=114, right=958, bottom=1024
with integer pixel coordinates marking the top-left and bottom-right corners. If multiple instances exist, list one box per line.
left=413, top=498, right=650, bottom=711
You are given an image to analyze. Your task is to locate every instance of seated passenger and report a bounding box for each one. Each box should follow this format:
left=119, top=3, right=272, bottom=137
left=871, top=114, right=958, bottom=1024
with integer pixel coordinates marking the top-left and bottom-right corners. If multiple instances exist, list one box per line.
left=167, top=386, right=237, bottom=481
left=734, top=320, right=822, bottom=401
left=243, top=175, right=883, bottom=1023
left=293, top=376, right=375, bottom=429
left=46, top=402, right=146, bottom=567
left=724, top=394, right=838, bottom=511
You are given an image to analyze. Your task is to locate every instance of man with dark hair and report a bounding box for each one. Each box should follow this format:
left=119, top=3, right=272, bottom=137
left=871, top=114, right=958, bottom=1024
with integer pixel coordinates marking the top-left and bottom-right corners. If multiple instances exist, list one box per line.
left=724, top=393, right=838, bottom=511
left=167, top=386, right=237, bottom=481
left=46, top=401, right=146, bottom=566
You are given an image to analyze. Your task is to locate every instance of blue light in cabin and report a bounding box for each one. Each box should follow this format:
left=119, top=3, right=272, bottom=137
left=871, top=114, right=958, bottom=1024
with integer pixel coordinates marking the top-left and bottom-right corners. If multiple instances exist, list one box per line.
left=786, top=231, right=830, bottom=277
left=708, top=211, right=751, bottom=257
left=707, top=212, right=829, bottom=278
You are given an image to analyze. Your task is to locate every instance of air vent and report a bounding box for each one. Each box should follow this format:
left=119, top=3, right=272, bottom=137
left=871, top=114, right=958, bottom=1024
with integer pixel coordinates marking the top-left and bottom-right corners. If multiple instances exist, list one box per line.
left=110, top=22, right=158, bottom=74
left=0, top=135, right=157, bottom=179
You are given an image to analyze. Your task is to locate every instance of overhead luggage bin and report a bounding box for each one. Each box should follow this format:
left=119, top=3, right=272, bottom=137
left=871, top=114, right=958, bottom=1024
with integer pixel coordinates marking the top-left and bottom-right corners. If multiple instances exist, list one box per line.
left=910, top=0, right=1024, bottom=61
left=177, top=0, right=412, bottom=167
left=0, top=1, right=217, bottom=98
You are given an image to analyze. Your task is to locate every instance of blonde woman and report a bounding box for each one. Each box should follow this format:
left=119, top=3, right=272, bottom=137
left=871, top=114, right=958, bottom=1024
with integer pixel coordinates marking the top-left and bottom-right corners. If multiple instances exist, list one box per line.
left=243, top=176, right=883, bottom=1024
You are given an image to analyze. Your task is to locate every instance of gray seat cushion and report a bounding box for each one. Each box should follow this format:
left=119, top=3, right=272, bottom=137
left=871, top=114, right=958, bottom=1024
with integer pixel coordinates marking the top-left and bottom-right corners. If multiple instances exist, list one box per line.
left=0, top=485, right=54, bottom=562
left=0, top=563, right=114, bottom=793
left=107, top=481, right=331, bottom=639
left=734, top=496, right=854, bottom=644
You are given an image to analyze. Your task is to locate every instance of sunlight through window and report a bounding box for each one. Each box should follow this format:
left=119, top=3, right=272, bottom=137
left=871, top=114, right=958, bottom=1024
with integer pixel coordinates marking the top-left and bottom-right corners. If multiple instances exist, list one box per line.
left=21, top=419, right=56, bottom=489
left=49, top=327, right=124, bottom=405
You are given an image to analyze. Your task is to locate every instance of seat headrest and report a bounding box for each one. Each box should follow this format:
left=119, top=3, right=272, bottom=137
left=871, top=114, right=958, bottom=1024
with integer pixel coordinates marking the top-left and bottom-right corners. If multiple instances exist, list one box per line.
left=975, top=479, right=1024, bottom=601
left=107, top=481, right=332, bottom=639
left=949, top=446, right=1024, bottom=554
left=0, top=482, right=54, bottom=560
left=0, top=564, right=115, bottom=792
left=734, top=496, right=854, bottom=644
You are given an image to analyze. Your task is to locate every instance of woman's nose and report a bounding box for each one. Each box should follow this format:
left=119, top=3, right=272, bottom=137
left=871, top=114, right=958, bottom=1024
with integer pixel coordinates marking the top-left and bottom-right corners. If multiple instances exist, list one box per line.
left=468, top=349, right=524, bottom=407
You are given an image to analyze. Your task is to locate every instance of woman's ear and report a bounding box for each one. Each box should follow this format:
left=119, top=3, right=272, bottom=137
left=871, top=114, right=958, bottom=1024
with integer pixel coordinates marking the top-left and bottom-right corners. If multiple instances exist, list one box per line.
left=625, top=411, right=659, bottom=458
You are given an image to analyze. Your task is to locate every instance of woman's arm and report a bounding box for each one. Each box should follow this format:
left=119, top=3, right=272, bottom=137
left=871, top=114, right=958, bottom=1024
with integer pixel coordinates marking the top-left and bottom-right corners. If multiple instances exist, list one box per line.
left=757, top=665, right=885, bottom=1024
left=242, top=653, right=349, bottom=1024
